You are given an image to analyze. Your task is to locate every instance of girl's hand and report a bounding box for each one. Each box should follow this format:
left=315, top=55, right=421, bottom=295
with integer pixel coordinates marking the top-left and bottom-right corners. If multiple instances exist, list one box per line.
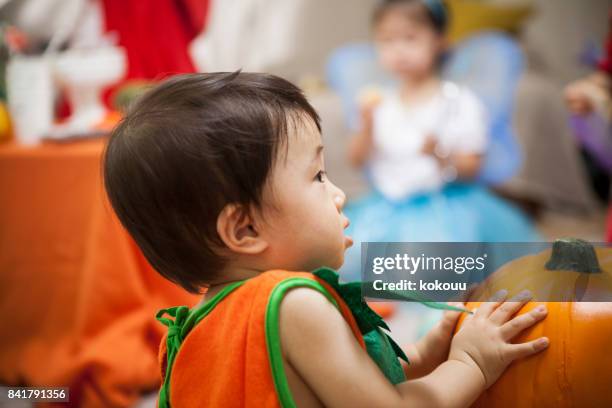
left=421, top=135, right=482, bottom=180
left=359, top=105, right=375, bottom=132
left=357, top=87, right=382, bottom=131
left=448, top=290, right=549, bottom=388
left=421, top=134, right=439, bottom=157
left=421, top=134, right=450, bottom=166
left=348, top=88, right=382, bottom=168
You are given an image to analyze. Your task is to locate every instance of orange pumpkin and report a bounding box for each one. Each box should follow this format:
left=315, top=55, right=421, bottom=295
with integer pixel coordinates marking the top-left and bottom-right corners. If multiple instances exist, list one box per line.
left=456, top=239, right=612, bottom=408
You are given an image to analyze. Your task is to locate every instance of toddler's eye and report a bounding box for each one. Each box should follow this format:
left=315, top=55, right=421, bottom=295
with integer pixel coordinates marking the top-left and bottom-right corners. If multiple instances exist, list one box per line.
left=315, top=170, right=327, bottom=183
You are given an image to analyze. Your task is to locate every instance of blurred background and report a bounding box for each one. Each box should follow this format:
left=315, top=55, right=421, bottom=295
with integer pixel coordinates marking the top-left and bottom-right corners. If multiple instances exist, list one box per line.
left=0, top=0, right=610, bottom=407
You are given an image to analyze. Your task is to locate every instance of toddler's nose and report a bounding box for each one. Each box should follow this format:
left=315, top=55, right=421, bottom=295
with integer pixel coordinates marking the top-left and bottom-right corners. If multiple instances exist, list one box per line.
left=334, top=190, right=346, bottom=211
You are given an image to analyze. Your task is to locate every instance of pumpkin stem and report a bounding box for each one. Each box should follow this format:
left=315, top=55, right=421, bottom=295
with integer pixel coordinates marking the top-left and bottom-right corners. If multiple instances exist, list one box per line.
left=545, top=238, right=601, bottom=273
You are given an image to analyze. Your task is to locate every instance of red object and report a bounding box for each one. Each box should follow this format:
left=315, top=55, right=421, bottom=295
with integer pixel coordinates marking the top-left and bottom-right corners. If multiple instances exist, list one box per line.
left=4, top=26, right=29, bottom=53
left=599, top=11, right=611, bottom=243
left=99, top=0, right=210, bottom=111
left=607, top=205, right=612, bottom=243
left=59, top=0, right=210, bottom=117
left=598, top=11, right=612, bottom=75
left=101, top=0, right=209, bottom=81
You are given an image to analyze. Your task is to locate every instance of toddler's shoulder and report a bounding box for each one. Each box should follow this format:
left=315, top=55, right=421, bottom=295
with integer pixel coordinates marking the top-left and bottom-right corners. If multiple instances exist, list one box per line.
left=279, top=284, right=357, bottom=355
left=266, top=268, right=361, bottom=341
left=279, top=286, right=341, bottom=340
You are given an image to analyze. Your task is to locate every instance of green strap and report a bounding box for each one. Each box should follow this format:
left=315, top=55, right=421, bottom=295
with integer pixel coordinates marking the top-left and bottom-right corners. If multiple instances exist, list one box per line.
left=265, top=278, right=338, bottom=408
left=156, top=280, right=246, bottom=408
left=264, top=270, right=473, bottom=408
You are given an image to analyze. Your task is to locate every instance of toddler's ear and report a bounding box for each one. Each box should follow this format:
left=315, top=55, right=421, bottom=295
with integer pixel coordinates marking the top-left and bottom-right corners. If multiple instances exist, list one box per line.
left=216, top=203, right=268, bottom=255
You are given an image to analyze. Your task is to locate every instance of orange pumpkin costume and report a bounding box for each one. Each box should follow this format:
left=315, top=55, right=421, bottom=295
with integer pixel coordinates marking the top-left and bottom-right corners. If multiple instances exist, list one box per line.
left=156, top=268, right=410, bottom=407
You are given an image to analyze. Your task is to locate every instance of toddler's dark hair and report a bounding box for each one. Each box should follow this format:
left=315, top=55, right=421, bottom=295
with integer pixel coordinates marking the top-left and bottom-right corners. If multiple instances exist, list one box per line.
left=103, top=72, right=320, bottom=293
left=373, top=0, right=449, bottom=33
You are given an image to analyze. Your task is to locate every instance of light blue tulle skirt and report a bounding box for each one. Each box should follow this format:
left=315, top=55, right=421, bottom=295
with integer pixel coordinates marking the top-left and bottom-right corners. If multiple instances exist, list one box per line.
left=339, top=183, right=541, bottom=282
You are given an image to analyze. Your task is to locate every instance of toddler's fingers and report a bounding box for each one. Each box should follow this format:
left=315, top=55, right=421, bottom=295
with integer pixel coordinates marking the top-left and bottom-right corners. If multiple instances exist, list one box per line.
left=489, top=290, right=533, bottom=325
left=505, top=337, right=549, bottom=361
left=474, top=289, right=508, bottom=318
left=440, top=302, right=464, bottom=327
left=500, top=304, right=547, bottom=341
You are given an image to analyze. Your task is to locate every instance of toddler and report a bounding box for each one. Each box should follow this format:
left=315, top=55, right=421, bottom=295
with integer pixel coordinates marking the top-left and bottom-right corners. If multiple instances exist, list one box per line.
left=103, top=71, right=548, bottom=407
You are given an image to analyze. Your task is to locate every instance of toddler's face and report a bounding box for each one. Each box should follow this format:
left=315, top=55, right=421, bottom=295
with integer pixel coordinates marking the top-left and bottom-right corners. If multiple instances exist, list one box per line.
left=258, top=117, right=352, bottom=272
left=374, top=11, right=443, bottom=80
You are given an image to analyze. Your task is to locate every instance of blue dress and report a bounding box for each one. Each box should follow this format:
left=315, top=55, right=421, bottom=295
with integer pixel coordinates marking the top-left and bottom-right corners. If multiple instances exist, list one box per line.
left=340, top=183, right=541, bottom=282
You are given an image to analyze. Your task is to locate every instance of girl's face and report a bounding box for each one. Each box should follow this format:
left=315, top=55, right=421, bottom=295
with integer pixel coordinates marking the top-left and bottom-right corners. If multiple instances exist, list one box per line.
left=257, top=116, right=352, bottom=272
left=374, top=9, right=444, bottom=80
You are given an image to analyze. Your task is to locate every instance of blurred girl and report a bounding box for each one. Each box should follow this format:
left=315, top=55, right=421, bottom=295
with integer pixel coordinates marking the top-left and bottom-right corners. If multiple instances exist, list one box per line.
left=341, top=0, right=540, bottom=280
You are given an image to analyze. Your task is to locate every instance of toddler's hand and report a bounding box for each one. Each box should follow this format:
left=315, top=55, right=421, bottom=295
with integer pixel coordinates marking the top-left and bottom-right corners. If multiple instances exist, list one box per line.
left=414, top=301, right=464, bottom=374
left=448, top=290, right=549, bottom=388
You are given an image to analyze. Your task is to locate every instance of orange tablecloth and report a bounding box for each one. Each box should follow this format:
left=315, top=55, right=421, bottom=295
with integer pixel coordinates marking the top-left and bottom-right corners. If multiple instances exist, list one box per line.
left=0, top=138, right=198, bottom=407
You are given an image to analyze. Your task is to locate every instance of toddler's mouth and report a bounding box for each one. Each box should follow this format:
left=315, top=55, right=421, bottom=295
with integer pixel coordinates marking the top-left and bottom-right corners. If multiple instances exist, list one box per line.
left=342, top=216, right=352, bottom=247
left=344, top=235, right=353, bottom=248
left=342, top=215, right=352, bottom=247
left=342, top=216, right=350, bottom=230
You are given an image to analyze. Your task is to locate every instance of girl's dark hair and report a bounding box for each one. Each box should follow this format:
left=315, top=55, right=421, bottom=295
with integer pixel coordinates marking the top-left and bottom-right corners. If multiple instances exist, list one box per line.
left=373, top=0, right=449, bottom=33
left=103, top=72, right=320, bottom=293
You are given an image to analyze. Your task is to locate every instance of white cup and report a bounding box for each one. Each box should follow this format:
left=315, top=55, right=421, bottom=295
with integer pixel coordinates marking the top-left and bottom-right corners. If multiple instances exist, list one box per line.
left=6, top=55, right=55, bottom=145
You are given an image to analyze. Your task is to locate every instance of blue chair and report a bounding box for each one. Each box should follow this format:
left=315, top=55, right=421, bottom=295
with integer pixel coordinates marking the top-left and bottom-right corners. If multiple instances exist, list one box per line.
left=326, top=31, right=525, bottom=185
